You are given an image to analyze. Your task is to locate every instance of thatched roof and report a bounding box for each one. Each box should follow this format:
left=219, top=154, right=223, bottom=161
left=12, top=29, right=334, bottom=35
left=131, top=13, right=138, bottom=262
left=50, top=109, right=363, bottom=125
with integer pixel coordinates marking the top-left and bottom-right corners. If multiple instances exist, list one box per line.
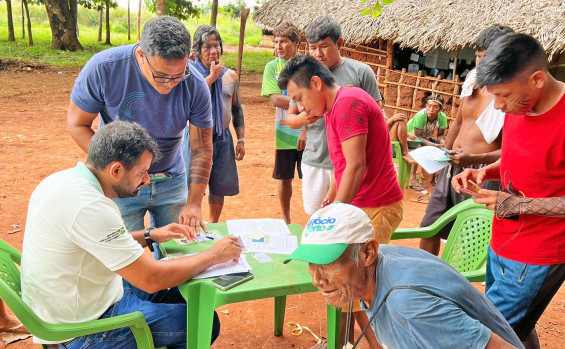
left=253, top=0, right=565, bottom=58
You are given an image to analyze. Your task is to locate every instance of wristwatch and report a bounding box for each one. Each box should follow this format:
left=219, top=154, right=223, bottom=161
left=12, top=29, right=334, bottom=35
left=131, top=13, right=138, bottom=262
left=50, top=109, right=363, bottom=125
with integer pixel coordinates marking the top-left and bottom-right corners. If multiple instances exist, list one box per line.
left=237, top=138, right=245, bottom=143
left=144, top=227, right=155, bottom=252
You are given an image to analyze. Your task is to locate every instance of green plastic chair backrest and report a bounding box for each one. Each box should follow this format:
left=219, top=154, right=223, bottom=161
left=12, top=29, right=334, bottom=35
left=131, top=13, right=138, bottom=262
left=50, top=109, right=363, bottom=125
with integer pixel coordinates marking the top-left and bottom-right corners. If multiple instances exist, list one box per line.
left=0, top=239, right=156, bottom=349
left=0, top=239, right=23, bottom=295
left=440, top=201, right=494, bottom=273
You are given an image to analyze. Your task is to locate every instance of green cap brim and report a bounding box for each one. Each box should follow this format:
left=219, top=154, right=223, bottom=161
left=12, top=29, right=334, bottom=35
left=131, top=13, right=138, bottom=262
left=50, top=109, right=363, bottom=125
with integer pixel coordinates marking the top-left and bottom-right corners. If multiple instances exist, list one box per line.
left=283, top=243, right=349, bottom=265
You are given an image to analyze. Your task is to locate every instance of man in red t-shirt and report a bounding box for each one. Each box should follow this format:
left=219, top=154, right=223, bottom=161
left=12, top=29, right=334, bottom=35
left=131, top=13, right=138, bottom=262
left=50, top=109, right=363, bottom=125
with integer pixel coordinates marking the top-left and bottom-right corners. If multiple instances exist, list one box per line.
left=453, top=34, right=565, bottom=349
left=277, top=54, right=403, bottom=244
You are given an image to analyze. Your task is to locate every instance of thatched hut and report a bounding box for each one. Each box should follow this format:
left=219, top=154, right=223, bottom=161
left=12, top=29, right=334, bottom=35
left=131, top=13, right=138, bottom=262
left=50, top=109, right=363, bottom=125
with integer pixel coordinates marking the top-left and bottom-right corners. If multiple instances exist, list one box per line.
left=254, top=0, right=565, bottom=120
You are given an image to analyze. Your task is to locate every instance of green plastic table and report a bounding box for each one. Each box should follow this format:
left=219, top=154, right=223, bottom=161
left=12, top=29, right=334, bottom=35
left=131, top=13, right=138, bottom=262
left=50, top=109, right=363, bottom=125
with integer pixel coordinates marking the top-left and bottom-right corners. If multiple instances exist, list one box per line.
left=159, top=223, right=341, bottom=349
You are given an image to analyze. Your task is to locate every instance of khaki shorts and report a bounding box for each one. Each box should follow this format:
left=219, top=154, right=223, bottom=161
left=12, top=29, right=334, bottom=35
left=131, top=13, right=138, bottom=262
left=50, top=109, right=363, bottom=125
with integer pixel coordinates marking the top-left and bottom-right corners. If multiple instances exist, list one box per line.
left=361, top=200, right=404, bottom=244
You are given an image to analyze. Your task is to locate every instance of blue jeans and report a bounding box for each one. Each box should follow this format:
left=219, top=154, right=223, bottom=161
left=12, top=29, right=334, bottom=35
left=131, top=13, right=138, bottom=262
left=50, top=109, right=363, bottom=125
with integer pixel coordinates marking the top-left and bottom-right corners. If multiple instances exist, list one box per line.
left=62, top=280, right=220, bottom=349
left=114, top=172, right=188, bottom=231
left=486, top=247, right=565, bottom=340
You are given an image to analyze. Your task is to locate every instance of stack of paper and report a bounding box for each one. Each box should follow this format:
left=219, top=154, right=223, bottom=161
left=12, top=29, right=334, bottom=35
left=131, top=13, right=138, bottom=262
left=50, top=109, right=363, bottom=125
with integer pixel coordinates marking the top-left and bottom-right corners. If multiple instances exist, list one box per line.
left=409, top=146, right=452, bottom=174
left=164, top=253, right=252, bottom=280
left=227, top=219, right=298, bottom=255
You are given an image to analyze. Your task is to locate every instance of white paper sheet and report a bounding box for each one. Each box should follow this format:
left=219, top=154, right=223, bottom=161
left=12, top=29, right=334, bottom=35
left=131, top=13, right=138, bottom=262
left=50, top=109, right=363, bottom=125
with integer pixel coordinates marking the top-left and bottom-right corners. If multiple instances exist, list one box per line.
left=227, top=219, right=292, bottom=236
left=409, top=146, right=451, bottom=174
left=162, top=253, right=252, bottom=279
left=192, top=253, right=252, bottom=279
left=227, top=219, right=297, bottom=254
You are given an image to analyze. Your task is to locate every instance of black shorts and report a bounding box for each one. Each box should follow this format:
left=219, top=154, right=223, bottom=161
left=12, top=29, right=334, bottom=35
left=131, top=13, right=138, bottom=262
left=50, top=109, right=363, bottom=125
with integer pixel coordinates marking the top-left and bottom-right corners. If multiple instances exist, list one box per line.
left=273, top=149, right=303, bottom=180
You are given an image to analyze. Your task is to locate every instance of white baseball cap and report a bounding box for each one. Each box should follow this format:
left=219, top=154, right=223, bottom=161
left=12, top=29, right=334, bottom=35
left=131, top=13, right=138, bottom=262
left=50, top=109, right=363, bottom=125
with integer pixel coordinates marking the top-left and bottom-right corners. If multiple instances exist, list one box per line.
left=284, top=203, right=374, bottom=264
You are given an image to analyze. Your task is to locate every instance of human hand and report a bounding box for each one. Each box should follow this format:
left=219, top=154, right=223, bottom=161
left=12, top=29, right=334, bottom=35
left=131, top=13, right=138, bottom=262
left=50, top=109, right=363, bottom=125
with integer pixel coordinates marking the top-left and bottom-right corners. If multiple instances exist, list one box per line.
left=209, top=236, right=242, bottom=263
left=209, top=61, right=224, bottom=83
left=179, top=204, right=208, bottom=234
left=297, top=111, right=323, bottom=125
left=297, top=129, right=307, bottom=151
left=389, top=113, right=407, bottom=123
left=448, top=150, right=475, bottom=167
left=150, top=223, right=196, bottom=243
left=452, top=168, right=486, bottom=193
left=235, top=141, right=245, bottom=161
left=474, top=189, right=499, bottom=211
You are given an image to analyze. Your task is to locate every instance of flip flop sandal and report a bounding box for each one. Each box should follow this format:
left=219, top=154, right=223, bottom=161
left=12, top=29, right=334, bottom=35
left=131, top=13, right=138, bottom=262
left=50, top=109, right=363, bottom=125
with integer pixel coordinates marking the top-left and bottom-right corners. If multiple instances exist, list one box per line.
left=409, top=185, right=428, bottom=194
left=410, top=195, right=430, bottom=204
left=1, top=323, right=29, bottom=334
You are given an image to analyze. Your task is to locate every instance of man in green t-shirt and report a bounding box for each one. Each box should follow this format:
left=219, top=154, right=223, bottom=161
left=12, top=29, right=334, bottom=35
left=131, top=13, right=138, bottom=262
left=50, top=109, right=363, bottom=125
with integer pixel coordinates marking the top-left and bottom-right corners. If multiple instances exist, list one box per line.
left=261, top=22, right=302, bottom=224
left=407, top=94, right=448, bottom=191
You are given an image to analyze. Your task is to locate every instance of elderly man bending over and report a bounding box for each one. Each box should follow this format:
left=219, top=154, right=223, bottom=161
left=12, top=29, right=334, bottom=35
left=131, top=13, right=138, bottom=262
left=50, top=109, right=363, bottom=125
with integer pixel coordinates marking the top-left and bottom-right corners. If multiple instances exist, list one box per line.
left=285, top=203, right=524, bottom=349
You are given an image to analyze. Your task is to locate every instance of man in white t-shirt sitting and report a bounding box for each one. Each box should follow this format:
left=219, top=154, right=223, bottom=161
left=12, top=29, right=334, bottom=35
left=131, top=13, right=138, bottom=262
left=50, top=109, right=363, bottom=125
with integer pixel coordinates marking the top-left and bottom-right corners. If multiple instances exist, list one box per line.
left=21, top=121, right=242, bottom=348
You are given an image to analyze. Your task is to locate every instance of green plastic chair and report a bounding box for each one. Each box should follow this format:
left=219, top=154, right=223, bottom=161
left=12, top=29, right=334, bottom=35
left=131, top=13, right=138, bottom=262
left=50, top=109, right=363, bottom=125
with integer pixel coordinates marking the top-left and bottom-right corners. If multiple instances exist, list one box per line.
left=391, top=199, right=494, bottom=282
left=391, top=141, right=412, bottom=191
left=0, top=239, right=156, bottom=349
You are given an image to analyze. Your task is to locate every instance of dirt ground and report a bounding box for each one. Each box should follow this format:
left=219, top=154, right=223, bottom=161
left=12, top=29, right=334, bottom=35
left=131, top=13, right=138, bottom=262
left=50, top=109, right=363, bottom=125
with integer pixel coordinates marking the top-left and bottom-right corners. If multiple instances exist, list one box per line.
left=0, top=62, right=563, bottom=348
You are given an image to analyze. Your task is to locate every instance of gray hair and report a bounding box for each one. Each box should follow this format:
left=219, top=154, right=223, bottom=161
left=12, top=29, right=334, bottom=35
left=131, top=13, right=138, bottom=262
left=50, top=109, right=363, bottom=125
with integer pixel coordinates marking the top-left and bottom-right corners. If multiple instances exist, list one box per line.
left=139, top=16, right=191, bottom=60
left=305, top=16, right=341, bottom=44
left=86, top=121, right=161, bottom=171
left=192, top=25, right=224, bottom=62
left=347, top=243, right=364, bottom=265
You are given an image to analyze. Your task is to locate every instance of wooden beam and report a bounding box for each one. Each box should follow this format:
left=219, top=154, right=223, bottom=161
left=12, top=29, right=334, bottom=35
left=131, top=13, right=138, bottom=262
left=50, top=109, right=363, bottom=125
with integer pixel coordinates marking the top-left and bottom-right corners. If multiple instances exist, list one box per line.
left=386, top=41, right=394, bottom=70
left=452, top=48, right=460, bottom=80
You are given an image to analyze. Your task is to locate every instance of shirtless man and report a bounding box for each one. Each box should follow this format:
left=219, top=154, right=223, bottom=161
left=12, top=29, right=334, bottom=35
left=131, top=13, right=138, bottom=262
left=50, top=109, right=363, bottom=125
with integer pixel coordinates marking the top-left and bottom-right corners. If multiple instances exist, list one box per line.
left=419, top=25, right=514, bottom=255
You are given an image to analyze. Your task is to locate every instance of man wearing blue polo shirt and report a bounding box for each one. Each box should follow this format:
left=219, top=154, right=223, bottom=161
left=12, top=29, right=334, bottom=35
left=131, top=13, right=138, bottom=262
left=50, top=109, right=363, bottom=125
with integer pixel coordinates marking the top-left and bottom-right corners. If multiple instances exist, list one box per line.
left=68, top=16, right=213, bottom=237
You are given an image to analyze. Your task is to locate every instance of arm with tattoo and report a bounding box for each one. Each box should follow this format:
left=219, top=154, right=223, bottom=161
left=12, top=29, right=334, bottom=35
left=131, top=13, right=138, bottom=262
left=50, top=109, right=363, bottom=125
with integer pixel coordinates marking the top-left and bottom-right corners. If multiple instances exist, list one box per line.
left=495, top=192, right=565, bottom=218
left=232, top=80, right=245, bottom=161
left=179, top=124, right=213, bottom=231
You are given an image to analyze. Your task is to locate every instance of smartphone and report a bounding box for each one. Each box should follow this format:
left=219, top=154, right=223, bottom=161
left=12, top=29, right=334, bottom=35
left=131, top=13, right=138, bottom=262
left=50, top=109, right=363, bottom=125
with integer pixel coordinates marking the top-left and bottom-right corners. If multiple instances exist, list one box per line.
left=459, top=187, right=484, bottom=198
left=211, top=272, right=254, bottom=291
left=440, top=147, right=454, bottom=155
left=150, top=173, right=172, bottom=183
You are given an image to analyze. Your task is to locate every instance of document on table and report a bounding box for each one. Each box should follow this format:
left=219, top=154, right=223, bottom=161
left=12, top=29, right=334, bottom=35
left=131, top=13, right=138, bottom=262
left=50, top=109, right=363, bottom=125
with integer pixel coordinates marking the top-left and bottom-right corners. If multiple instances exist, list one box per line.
left=189, top=253, right=252, bottom=279
left=227, top=219, right=298, bottom=254
left=409, top=146, right=451, bottom=174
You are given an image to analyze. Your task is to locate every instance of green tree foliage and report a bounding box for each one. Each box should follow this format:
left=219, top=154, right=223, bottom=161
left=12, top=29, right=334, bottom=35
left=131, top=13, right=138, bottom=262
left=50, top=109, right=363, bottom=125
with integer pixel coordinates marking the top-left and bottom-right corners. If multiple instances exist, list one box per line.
left=360, top=0, right=394, bottom=17
left=79, top=0, right=118, bottom=12
left=144, top=0, right=200, bottom=20
left=219, top=0, right=246, bottom=18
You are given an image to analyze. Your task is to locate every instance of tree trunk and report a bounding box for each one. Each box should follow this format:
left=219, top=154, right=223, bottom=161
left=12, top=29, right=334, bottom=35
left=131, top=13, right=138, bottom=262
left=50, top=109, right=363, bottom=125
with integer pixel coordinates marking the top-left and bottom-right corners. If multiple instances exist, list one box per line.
left=98, top=7, right=103, bottom=42
left=156, top=0, right=165, bottom=16
left=69, top=0, right=78, bottom=37
left=105, top=0, right=111, bottom=45
left=22, top=0, right=33, bottom=46
left=137, top=0, right=142, bottom=41
left=236, top=8, right=250, bottom=79
left=43, top=0, right=83, bottom=51
left=127, top=0, right=131, bottom=41
left=21, top=0, right=25, bottom=39
left=210, top=0, right=218, bottom=27
left=6, top=0, right=15, bottom=41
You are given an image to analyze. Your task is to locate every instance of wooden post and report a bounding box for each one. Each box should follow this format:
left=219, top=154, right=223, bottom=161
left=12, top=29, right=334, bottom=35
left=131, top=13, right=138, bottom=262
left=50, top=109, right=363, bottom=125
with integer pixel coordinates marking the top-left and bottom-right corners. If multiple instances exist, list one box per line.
left=395, top=68, right=406, bottom=115
left=452, top=48, right=459, bottom=80
left=386, top=40, right=394, bottom=70
left=236, top=8, right=251, bottom=80
left=411, top=71, right=423, bottom=117
left=137, top=0, right=142, bottom=42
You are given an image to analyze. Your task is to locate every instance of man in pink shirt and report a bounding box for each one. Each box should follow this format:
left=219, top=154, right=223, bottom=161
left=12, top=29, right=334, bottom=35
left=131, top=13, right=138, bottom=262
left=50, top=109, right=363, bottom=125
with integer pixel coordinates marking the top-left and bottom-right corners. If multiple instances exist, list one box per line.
left=278, top=54, right=403, bottom=244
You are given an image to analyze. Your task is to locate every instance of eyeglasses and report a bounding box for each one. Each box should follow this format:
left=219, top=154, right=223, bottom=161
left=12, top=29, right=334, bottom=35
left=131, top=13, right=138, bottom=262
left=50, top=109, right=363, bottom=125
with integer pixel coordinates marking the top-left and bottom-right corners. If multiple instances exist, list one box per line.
left=144, top=55, right=191, bottom=84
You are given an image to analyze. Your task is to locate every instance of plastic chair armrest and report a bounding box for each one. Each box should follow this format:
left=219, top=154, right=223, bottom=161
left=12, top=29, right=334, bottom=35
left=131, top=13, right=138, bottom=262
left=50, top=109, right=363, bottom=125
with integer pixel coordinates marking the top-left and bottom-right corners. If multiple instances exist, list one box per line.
left=391, top=227, right=440, bottom=240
